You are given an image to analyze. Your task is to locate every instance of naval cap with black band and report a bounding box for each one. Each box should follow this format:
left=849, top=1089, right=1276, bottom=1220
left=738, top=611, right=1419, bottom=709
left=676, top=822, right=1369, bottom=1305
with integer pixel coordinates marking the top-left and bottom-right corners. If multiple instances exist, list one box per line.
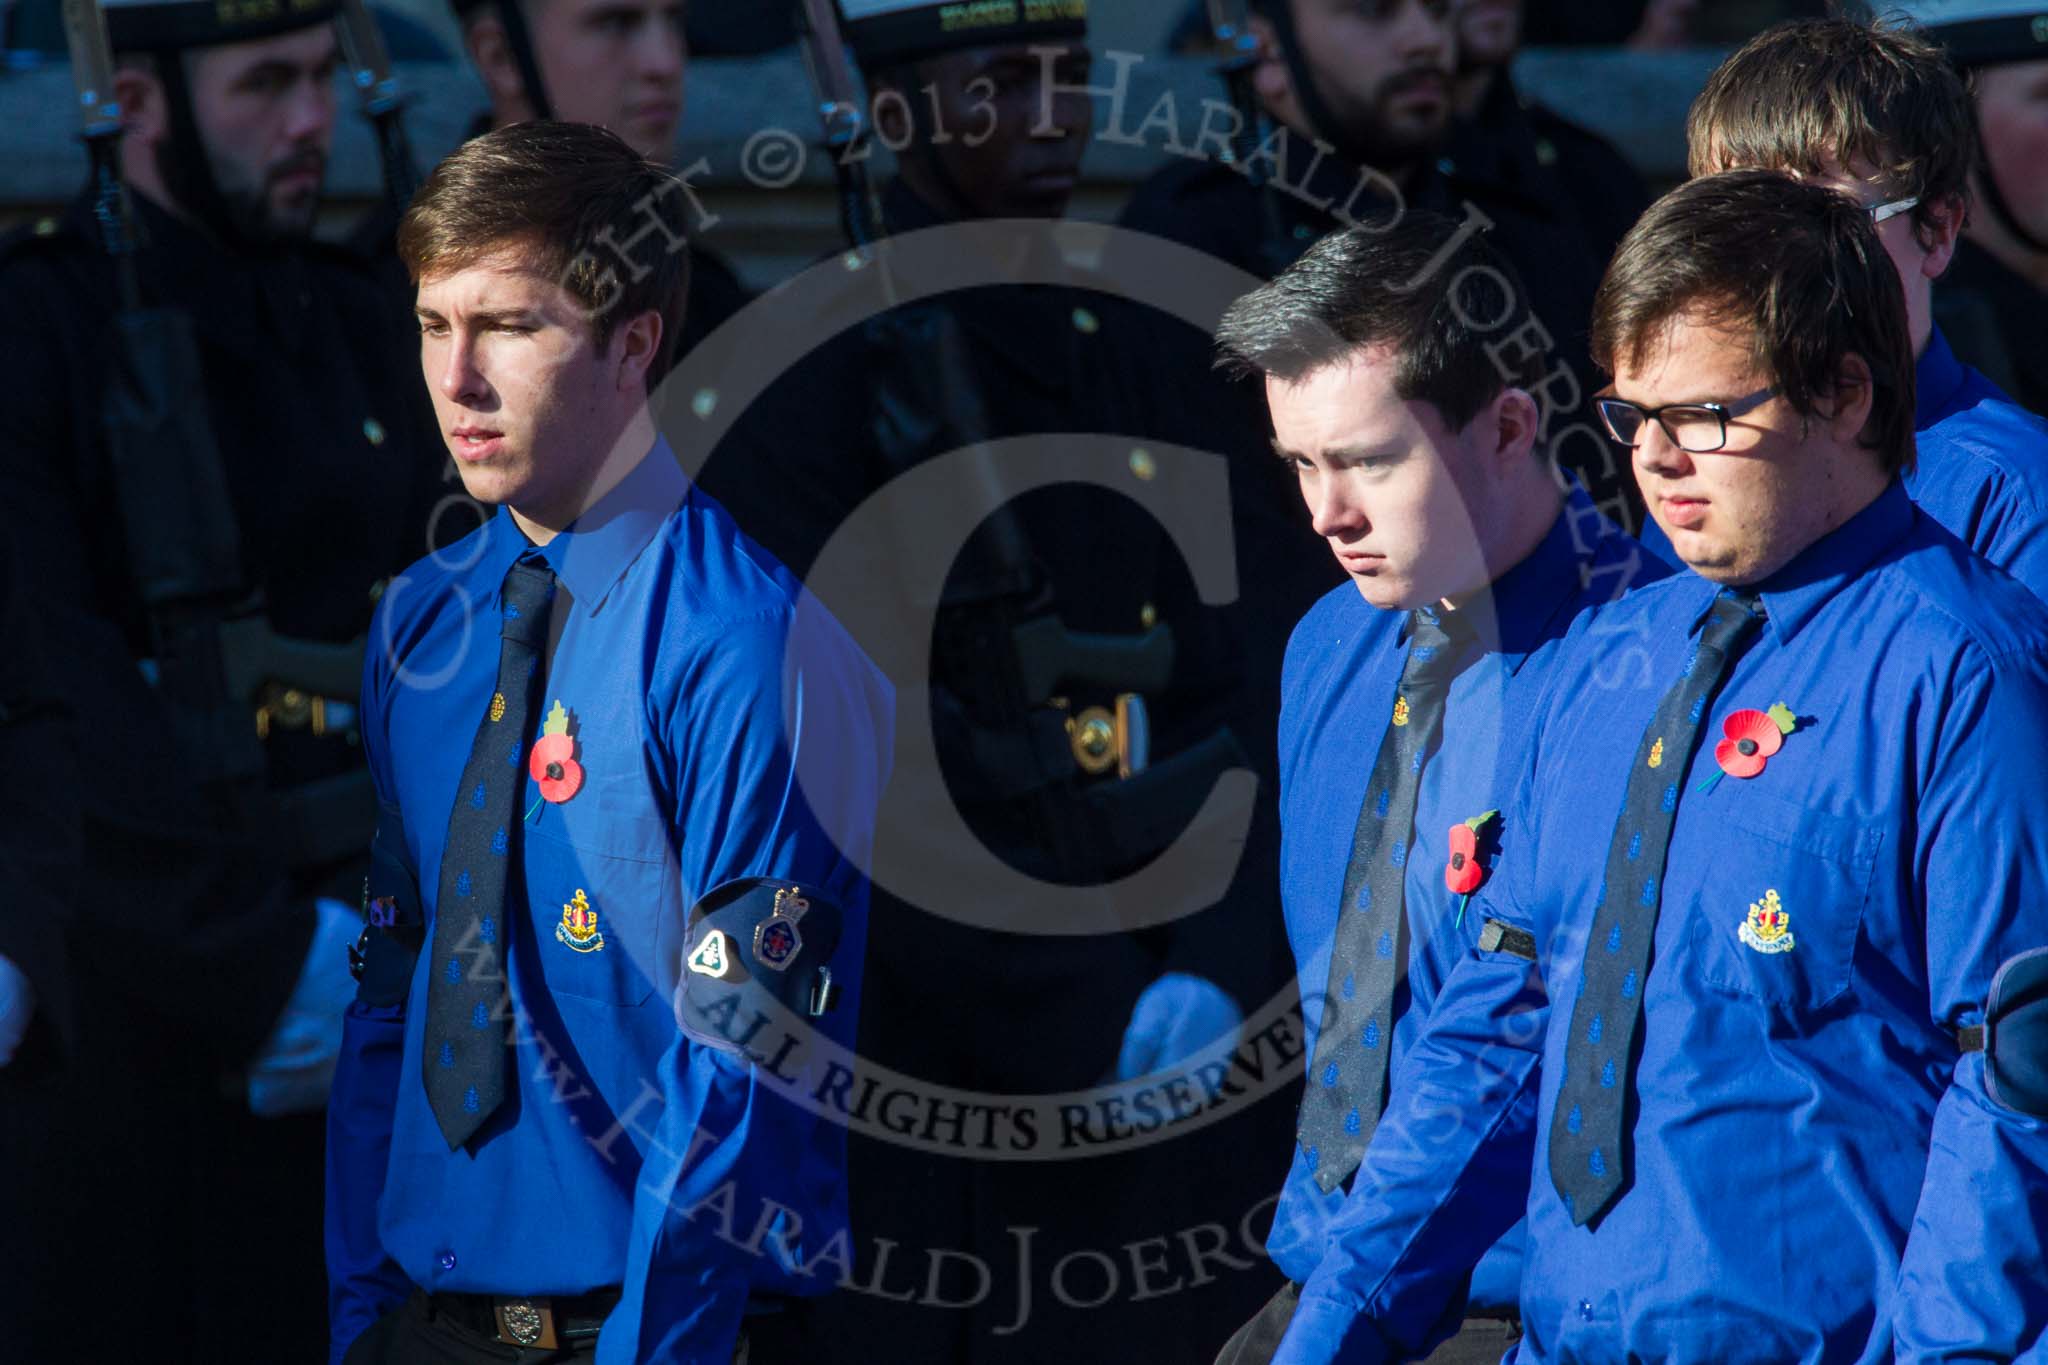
left=102, top=0, right=340, bottom=53
left=840, top=0, right=1088, bottom=68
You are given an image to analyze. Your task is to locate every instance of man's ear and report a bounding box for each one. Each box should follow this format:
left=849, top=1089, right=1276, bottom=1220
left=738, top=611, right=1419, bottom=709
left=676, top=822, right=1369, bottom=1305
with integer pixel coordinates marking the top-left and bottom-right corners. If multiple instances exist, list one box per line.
left=465, top=14, right=530, bottom=116
left=1827, top=352, right=1877, bottom=446
left=614, top=309, right=665, bottom=392
left=1491, top=387, right=1540, bottom=471
left=1919, top=192, right=1967, bottom=281
left=869, top=69, right=914, bottom=148
left=113, top=63, right=168, bottom=146
left=1246, top=13, right=1299, bottom=127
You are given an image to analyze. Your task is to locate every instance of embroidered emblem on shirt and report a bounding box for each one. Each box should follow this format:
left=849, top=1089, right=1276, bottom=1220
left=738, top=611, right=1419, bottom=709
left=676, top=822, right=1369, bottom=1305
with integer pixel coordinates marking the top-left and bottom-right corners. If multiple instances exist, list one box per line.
left=556, top=888, right=604, bottom=954
left=1739, top=888, right=1796, bottom=955
left=1392, top=696, right=1411, bottom=728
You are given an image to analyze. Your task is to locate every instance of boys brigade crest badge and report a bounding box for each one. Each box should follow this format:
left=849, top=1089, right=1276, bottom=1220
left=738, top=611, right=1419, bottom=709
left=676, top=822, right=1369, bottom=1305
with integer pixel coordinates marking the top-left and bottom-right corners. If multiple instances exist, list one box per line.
left=556, top=888, right=603, bottom=953
left=753, top=886, right=810, bottom=971
left=1740, top=888, right=1795, bottom=955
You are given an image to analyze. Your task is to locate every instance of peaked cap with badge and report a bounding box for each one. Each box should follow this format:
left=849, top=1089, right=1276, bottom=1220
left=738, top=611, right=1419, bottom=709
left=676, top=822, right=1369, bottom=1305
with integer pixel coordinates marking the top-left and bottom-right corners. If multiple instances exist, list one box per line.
left=840, top=0, right=1086, bottom=67
left=100, top=0, right=340, bottom=52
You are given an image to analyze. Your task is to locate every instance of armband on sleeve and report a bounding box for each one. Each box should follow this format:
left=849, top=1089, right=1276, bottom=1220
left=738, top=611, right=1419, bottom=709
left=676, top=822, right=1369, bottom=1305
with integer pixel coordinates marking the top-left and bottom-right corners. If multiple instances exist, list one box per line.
left=1983, top=947, right=2048, bottom=1118
left=678, top=877, right=843, bottom=1055
left=348, top=802, right=425, bottom=1010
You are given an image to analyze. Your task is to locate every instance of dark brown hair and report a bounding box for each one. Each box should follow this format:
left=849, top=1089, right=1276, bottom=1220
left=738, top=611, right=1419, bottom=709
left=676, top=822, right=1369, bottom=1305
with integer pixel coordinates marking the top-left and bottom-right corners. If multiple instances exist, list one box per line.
left=1591, top=170, right=1916, bottom=475
left=1214, top=213, right=1549, bottom=434
left=398, top=122, right=694, bottom=386
left=1686, top=17, right=1976, bottom=252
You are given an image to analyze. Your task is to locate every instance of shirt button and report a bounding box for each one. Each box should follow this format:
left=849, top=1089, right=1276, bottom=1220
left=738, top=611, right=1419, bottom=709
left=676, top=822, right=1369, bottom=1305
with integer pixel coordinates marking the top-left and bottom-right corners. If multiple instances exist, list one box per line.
left=1578, top=1299, right=1594, bottom=1321
left=437, top=1251, right=457, bottom=1273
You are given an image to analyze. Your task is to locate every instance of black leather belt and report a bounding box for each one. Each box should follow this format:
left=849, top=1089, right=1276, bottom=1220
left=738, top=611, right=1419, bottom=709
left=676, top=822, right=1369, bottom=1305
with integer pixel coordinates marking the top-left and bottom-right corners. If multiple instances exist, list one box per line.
left=429, top=1287, right=620, bottom=1349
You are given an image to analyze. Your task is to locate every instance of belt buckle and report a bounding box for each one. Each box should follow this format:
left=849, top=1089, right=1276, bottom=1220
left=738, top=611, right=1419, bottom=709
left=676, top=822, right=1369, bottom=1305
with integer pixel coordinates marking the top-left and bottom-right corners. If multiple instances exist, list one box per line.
left=494, top=1297, right=558, bottom=1350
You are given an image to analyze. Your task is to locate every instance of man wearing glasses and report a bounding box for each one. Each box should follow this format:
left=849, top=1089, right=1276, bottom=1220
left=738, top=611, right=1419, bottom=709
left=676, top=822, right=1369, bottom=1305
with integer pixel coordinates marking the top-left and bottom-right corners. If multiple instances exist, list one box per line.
left=1648, top=16, right=2048, bottom=600
left=1265, top=170, right=2048, bottom=1364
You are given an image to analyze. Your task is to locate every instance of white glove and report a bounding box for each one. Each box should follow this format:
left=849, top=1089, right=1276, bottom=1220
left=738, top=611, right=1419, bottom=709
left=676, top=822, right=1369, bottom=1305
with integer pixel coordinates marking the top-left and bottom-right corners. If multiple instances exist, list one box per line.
left=1115, top=972, right=1244, bottom=1082
left=0, top=953, right=34, bottom=1069
left=247, top=898, right=361, bottom=1117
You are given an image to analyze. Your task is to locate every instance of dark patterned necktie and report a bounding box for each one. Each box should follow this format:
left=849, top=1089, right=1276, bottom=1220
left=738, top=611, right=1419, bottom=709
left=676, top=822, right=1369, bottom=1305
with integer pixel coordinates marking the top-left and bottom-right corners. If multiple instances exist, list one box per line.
left=423, top=555, right=555, bottom=1149
left=1298, top=606, right=1466, bottom=1192
left=1548, top=589, right=1763, bottom=1224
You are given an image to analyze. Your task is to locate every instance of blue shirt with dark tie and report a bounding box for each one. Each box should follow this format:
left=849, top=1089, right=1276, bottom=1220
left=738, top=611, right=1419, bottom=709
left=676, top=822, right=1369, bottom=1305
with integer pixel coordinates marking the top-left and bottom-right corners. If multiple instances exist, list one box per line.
left=1271, top=485, right=1662, bottom=1312
left=324, top=443, right=893, bottom=1363
left=1276, top=483, right=2048, bottom=1363
left=1640, top=326, right=2048, bottom=602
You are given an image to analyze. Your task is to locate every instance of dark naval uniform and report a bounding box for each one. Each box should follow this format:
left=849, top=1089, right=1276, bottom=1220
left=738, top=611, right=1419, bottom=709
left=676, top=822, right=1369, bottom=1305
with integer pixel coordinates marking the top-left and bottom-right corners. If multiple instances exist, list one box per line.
left=0, top=534, right=79, bottom=1073
left=0, top=183, right=444, bottom=1359
left=1937, top=239, right=2048, bottom=419
left=1445, top=72, right=1649, bottom=294
left=708, top=175, right=1295, bottom=1364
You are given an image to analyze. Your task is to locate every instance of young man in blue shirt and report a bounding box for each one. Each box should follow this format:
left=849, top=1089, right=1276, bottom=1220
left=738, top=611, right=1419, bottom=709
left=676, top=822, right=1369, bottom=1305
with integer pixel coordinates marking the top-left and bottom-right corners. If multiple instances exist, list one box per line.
left=1272, top=171, right=2048, bottom=1363
left=1650, top=16, right=2048, bottom=599
left=1208, top=217, right=1663, bottom=1363
left=324, top=123, right=893, bottom=1364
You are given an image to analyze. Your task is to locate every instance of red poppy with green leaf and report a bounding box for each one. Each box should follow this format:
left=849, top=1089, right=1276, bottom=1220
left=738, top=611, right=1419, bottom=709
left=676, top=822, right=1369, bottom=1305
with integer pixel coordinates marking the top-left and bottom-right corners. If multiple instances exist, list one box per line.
left=528, top=700, right=584, bottom=806
left=1698, top=702, right=1801, bottom=793
left=1445, top=810, right=1498, bottom=924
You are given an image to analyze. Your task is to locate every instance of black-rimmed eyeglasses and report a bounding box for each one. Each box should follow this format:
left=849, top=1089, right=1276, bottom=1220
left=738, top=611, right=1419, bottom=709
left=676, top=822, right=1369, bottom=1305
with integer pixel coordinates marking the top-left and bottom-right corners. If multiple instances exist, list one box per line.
left=1594, top=386, right=1778, bottom=454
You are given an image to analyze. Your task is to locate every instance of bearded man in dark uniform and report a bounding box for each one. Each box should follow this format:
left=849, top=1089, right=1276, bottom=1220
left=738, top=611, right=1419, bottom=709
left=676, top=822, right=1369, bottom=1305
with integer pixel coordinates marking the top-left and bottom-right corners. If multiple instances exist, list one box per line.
left=0, top=0, right=445, bottom=1354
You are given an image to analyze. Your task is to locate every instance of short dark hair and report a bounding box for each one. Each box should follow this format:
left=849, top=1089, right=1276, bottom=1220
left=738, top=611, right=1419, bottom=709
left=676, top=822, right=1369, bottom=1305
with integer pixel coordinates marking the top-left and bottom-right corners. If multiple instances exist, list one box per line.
left=1591, top=170, right=1916, bottom=475
left=1213, top=214, right=1548, bottom=433
left=399, top=122, right=694, bottom=386
left=1686, top=17, right=1976, bottom=252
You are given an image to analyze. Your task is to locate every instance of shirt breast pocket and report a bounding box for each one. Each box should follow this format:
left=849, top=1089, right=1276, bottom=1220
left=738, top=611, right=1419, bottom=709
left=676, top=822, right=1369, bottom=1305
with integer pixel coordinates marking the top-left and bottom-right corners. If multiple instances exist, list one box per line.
left=1684, top=793, right=1880, bottom=1013
left=524, top=806, right=673, bottom=1008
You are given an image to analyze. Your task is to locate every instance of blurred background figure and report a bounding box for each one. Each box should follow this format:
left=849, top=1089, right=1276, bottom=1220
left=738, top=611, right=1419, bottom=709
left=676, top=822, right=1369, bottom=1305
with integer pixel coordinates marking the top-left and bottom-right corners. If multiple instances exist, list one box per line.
left=706, top=1, right=1292, bottom=1359
left=1448, top=0, right=1649, bottom=284
left=0, top=0, right=444, bottom=1355
left=0, top=534, right=78, bottom=1081
left=343, top=0, right=750, bottom=357
left=1913, top=0, right=2048, bottom=417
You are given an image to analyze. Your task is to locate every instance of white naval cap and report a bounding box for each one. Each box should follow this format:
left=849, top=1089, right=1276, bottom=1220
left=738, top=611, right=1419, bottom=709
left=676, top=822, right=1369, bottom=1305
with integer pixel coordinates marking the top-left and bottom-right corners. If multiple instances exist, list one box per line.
left=1884, top=0, right=2048, bottom=65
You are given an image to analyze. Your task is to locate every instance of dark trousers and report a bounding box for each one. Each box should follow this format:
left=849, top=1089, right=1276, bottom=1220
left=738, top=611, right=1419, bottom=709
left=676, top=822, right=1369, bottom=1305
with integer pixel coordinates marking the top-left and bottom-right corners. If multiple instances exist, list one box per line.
left=0, top=971, right=328, bottom=1362
left=343, top=1292, right=752, bottom=1365
left=1216, top=1282, right=1521, bottom=1365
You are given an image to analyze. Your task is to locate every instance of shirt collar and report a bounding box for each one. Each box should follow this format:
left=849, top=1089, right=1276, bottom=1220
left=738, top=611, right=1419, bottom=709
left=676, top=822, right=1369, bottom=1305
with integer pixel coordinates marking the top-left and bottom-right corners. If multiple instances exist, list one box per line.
left=526, top=439, right=687, bottom=612
left=1689, top=480, right=1913, bottom=645
left=1916, top=325, right=1967, bottom=429
left=1484, top=482, right=1608, bottom=675
left=1396, top=482, right=1605, bottom=675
